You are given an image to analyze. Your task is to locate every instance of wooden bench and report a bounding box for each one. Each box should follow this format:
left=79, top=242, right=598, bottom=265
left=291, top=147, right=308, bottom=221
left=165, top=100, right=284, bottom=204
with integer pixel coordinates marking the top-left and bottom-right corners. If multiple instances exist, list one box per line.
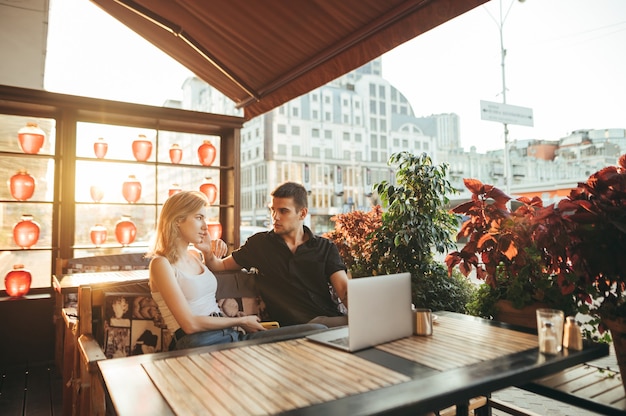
left=64, top=268, right=263, bottom=415
left=519, top=350, right=626, bottom=416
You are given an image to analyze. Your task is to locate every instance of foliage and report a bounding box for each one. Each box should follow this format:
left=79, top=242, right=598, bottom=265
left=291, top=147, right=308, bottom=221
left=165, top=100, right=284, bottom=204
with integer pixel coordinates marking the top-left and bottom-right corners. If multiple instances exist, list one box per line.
left=466, top=262, right=578, bottom=319
left=324, top=206, right=382, bottom=278
left=533, top=154, right=626, bottom=327
left=445, top=178, right=577, bottom=317
left=324, top=152, right=474, bottom=312
left=370, top=152, right=459, bottom=274
left=412, top=263, right=475, bottom=314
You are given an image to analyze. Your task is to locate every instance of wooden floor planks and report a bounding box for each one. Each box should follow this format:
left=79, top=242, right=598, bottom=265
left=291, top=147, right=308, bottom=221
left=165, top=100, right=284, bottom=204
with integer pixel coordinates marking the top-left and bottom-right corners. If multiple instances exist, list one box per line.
left=0, top=362, right=62, bottom=416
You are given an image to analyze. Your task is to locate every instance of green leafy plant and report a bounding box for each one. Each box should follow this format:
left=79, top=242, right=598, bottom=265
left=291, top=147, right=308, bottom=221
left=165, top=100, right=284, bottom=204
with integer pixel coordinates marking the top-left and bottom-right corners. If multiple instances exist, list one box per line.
left=370, top=152, right=459, bottom=274
left=324, top=152, right=474, bottom=313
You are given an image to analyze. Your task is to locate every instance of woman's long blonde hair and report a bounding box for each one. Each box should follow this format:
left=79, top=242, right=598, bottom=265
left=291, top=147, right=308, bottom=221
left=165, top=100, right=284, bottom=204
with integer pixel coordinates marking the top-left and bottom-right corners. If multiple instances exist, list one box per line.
left=147, top=191, right=209, bottom=264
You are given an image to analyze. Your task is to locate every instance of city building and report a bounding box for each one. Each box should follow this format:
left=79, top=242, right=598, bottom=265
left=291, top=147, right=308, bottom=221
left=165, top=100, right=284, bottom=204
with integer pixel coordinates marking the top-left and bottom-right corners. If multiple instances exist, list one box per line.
left=183, top=58, right=439, bottom=232
left=182, top=59, right=625, bottom=232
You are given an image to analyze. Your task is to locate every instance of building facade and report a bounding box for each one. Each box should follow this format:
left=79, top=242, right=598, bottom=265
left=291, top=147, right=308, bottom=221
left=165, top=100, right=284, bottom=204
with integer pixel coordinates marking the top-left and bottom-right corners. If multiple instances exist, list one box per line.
left=181, top=59, right=626, bottom=232
left=184, top=58, right=438, bottom=232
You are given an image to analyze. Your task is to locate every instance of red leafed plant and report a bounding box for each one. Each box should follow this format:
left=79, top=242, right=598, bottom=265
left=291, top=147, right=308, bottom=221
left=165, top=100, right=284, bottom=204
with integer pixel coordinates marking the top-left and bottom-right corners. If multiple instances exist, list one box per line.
left=323, top=205, right=382, bottom=278
left=533, top=154, right=626, bottom=322
left=445, top=178, right=576, bottom=317
left=533, top=154, right=626, bottom=391
left=445, top=178, right=544, bottom=287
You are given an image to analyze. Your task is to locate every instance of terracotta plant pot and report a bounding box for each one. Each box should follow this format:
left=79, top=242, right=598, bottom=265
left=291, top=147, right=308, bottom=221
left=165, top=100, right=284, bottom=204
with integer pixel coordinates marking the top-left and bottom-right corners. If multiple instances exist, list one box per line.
left=94, top=137, right=108, bottom=159
left=122, top=175, right=142, bottom=203
left=169, top=144, right=183, bottom=164
left=9, top=170, right=36, bottom=201
left=132, top=135, right=152, bottom=161
left=199, top=178, right=218, bottom=205
left=168, top=184, right=182, bottom=197
left=207, top=222, right=222, bottom=240
left=17, top=122, right=45, bottom=154
left=90, top=185, right=104, bottom=202
left=197, top=140, right=216, bottom=166
left=115, top=216, right=137, bottom=246
left=600, top=317, right=626, bottom=395
left=4, top=264, right=32, bottom=298
left=13, top=214, right=40, bottom=249
left=90, top=224, right=107, bottom=247
left=494, top=299, right=549, bottom=329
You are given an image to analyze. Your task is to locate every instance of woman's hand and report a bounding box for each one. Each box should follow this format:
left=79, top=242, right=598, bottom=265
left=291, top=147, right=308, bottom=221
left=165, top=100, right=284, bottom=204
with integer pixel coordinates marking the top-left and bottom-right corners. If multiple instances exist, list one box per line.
left=211, top=239, right=228, bottom=258
left=238, top=315, right=266, bottom=333
left=194, top=237, right=228, bottom=258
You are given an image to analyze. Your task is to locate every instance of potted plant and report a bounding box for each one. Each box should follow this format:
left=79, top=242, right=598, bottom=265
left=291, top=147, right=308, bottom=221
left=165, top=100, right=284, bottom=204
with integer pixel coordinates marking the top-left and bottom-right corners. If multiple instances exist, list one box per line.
left=324, top=152, right=475, bottom=313
left=323, top=205, right=383, bottom=279
left=445, top=179, right=577, bottom=328
left=533, top=154, right=626, bottom=390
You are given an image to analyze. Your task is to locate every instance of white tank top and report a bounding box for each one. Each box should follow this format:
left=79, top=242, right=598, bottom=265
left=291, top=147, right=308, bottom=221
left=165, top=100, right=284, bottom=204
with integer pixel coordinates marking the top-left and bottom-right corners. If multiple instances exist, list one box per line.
left=152, top=262, right=221, bottom=332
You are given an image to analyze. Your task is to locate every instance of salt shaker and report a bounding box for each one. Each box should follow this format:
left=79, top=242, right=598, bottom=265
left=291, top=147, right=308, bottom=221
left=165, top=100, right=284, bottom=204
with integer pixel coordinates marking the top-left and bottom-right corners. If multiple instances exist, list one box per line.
left=540, top=321, right=559, bottom=354
left=563, top=316, right=583, bottom=351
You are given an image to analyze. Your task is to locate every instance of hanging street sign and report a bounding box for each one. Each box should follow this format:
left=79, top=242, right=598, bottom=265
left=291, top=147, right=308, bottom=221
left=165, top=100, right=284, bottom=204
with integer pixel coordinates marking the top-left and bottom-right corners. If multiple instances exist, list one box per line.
left=480, top=100, right=534, bottom=127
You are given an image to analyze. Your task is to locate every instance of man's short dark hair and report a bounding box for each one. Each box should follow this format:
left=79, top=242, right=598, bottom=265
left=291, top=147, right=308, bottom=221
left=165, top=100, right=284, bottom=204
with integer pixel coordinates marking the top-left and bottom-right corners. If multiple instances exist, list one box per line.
left=271, top=182, right=308, bottom=209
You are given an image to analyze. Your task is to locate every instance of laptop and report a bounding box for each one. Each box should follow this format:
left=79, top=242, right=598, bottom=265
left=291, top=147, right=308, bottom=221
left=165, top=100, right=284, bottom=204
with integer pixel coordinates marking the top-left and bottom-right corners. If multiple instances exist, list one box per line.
left=306, top=272, right=413, bottom=352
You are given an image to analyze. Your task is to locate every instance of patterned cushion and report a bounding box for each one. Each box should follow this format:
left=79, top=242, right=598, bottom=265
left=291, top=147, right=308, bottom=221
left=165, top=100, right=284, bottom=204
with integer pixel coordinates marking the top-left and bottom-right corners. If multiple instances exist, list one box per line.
left=96, top=270, right=262, bottom=358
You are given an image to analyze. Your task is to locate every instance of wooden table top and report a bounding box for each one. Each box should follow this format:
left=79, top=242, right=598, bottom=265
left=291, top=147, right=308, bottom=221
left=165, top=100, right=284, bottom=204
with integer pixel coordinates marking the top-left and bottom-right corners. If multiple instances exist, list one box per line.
left=53, top=269, right=149, bottom=292
left=98, top=312, right=609, bottom=415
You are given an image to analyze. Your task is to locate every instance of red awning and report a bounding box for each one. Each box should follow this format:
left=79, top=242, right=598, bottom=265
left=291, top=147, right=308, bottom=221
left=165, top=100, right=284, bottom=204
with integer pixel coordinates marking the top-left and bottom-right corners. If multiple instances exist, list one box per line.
left=91, top=0, right=487, bottom=119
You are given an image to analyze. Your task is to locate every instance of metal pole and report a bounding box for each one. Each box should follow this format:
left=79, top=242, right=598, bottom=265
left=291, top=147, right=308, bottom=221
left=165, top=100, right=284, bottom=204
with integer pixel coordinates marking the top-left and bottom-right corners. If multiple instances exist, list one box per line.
left=499, top=0, right=511, bottom=196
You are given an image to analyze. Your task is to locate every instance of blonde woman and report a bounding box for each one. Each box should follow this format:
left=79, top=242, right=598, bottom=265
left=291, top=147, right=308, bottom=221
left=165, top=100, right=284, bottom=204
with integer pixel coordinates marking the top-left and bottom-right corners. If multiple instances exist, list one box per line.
left=148, top=191, right=324, bottom=350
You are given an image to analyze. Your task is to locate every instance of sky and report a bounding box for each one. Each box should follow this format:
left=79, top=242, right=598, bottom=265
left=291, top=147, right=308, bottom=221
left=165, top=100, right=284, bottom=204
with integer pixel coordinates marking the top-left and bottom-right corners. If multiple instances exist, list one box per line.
left=45, top=0, right=626, bottom=153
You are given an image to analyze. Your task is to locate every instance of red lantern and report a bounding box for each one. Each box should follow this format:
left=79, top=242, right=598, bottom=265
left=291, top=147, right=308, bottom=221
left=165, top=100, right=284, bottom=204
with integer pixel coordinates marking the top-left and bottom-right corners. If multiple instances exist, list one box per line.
left=169, top=144, right=182, bottom=164
left=169, top=184, right=182, bottom=197
left=90, top=224, right=107, bottom=247
left=115, top=216, right=137, bottom=246
left=17, top=122, right=45, bottom=154
left=13, top=214, right=40, bottom=249
left=122, top=175, right=142, bottom=203
left=94, top=137, right=108, bottom=159
left=199, top=178, right=218, bottom=205
left=197, top=140, right=216, bottom=166
left=207, top=222, right=222, bottom=240
left=90, top=185, right=104, bottom=202
left=8, top=170, right=36, bottom=201
left=132, top=135, right=152, bottom=161
left=4, top=264, right=32, bottom=298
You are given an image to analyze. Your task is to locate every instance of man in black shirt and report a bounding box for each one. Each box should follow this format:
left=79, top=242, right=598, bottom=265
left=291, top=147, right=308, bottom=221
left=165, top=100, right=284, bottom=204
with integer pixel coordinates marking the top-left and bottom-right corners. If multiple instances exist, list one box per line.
left=205, top=182, right=349, bottom=327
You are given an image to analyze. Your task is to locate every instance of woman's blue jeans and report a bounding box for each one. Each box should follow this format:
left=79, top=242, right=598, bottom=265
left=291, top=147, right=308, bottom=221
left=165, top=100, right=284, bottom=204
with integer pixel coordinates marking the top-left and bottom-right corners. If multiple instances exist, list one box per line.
left=173, top=323, right=326, bottom=350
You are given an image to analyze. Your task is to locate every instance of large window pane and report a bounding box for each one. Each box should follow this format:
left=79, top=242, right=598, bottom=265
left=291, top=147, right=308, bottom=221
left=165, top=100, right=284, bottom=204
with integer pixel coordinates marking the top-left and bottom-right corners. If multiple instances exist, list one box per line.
left=0, top=114, right=56, bottom=290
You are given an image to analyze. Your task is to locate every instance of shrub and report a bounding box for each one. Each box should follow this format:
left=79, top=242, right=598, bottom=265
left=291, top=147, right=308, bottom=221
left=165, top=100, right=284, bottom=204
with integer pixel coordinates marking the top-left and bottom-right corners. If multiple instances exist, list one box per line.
left=324, top=152, right=474, bottom=312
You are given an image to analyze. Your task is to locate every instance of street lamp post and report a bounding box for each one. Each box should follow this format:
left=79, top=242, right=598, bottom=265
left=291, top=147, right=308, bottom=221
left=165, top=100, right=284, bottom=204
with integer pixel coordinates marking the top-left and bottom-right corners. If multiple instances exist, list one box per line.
left=499, top=1, right=511, bottom=196
left=487, top=0, right=522, bottom=196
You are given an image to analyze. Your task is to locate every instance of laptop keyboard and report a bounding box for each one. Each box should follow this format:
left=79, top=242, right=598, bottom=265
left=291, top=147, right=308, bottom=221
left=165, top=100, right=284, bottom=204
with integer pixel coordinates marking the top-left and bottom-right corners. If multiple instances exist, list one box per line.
left=328, top=337, right=349, bottom=347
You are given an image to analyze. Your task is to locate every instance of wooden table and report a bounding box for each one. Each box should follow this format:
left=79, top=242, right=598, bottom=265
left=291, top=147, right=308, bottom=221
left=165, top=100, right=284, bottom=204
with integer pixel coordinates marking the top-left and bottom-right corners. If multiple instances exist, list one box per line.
left=98, top=312, right=609, bottom=415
